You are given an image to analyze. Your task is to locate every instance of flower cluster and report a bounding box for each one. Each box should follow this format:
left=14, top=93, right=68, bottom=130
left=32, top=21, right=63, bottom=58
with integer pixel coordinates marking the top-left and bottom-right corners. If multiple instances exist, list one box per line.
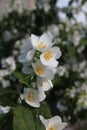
left=0, top=57, right=16, bottom=88
left=18, top=33, right=61, bottom=108
left=18, top=33, right=67, bottom=130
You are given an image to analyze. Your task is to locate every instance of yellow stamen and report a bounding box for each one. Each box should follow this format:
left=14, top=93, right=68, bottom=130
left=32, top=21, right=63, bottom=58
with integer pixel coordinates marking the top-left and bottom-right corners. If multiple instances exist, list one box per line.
left=39, top=80, right=46, bottom=87
left=37, top=42, right=47, bottom=49
left=48, top=125, right=57, bottom=130
left=36, top=66, right=44, bottom=75
left=27, top=91, right=35, bottom=102
left=44, top=51, right=53, bottom=61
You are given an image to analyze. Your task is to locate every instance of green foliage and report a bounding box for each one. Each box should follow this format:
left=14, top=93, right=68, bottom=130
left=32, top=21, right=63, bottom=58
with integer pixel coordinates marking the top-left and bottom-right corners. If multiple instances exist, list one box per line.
left=13, top=105, right=36, bottom=130
left=13, top=71, right=33, bottom=87
left=0, top=87, right=17, bottom=106
left=13, top=103, right=51, bottom=130
left=0, top=113, right=13, bottom=130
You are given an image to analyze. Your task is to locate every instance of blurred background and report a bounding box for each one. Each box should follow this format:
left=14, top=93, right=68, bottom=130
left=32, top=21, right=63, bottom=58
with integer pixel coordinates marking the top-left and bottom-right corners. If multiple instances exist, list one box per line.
left=0, top=0, right=87, bottom=129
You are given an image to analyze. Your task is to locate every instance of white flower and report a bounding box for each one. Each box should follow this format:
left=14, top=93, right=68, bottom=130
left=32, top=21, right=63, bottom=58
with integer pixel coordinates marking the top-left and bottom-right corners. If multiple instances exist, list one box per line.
left=56, top=101, right=67, bottom=112
left=0, top=106, right=10, bottom=114
left=0, top=57, right=16, bottom=75
left=1, top=79, right=10, bottom=88
left=32, top=59, right=55, bottom=80
left=18, top=38, right=35, bottom=63
left=39, top=115, right=67, bottom=130
left=12, top=0, right=24, bottom=14
left=57, top=66, right=66, bottom=76
left=0, top=70, right=9, bottom=77
left=40, top=47, right=61, bottom=67
left=47, top=24, right=59, bottom=37
left=5, top=57, right=16, bottom=73
left=23, top=87, right=46, bottom=108
left=3, top=30, right=13, bottom=42
left=31, top=33, right=54, bottom=52
left=37, top=77, right=53, bottom=92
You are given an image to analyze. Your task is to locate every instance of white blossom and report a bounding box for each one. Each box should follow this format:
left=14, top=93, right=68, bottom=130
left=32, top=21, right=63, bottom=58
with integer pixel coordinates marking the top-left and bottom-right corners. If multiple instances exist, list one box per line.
left=0, top=106, right=10, bottom=114
left=18, top=38, right=35, bottom=63
left=23, top=87, right=46, bottom=108
left=40, top=47, right=61, bottom=67
left=77, top=94, right=87, bottom=110
left=57, top=66, right=66, bottom=77
left=5, top=57, right=16, bottom=73
left=39, top=115, right=67, bottom=130
left=37, top=77, right=53, bottom=92
left=0, top=57, right=16, bottom=88
left=32, top=59, right=55, bottom=80
left=31, top=33, right=53, bottom=52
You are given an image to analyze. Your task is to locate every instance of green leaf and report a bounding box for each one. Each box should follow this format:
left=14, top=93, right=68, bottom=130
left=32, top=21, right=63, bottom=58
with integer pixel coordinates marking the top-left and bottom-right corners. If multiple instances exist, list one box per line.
left=0, top=87, right=16, bottom=96
left=35, top=116, right=45, bottom=130
left=34, top=102, right=51, bottom=130
left=68, top=0, right=73, bottom=5
left=38, top=102, right=52, bottom=118
left=80, top=37, right=87, bottom=45
left=13, top=105, right=36, bottom=130
left=81, top=0, right=87, bottom=5
left=67, top=45, right=76, bottom=58
left=13, top=71, right=32, bottom=87
left=13, top=102, right=51, bottom=130
left=0, top=87, right=17, bottom=106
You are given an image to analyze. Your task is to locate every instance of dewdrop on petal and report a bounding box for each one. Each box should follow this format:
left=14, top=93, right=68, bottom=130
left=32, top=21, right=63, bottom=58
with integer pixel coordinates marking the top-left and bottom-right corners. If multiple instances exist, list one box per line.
left=39, top=115, right=67, bottom=130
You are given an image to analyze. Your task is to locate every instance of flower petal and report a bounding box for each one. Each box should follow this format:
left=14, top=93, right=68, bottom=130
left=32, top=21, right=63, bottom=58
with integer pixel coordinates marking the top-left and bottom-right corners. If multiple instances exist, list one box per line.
left=22, top=66, right=34, bottom=74
left=0, top=106, right=10, bottom=114
left=32, top=60, right=54, bottom=80
left=37, top=77, right=53, bottom=91
left=39, top=90, right=46, bottom=101
left=18, top=54, right=27, bottom=63
left=50, top=47, right=62, bottom=59
left=24, top=88, right=45, bottom=108
left=26, top=49, right=35, bottom=61
left=39, top=115, right=49, bottom=128
left=40, top=53, right=58, bottom=67
left=31, top=34, right=39, bottom=49
left=49, top=116, right=62, bottom=124
left=40, top=33, right=53, bottom=48
left=25, top=101, right=40, bottom=108
left=20, top=38, right=33, bottom=54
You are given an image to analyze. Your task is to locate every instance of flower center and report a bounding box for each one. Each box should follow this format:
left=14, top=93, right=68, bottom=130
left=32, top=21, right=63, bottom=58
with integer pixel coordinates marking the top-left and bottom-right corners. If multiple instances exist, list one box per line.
left=37, top=42, right=47, bottom=49
left=44, top=50, right=53, bottom=60
left=48, top=125, right=57, bottom=130
left=27, top=91, right=35, bottom=102
left=36, top=66, right=44, bottom=75
left=39, top=80, right=46, bottom=87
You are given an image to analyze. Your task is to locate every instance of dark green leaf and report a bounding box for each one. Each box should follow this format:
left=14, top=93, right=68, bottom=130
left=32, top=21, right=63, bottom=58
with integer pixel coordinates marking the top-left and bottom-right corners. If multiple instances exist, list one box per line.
left=13, top=71, right=32, bottom=87
left=34, top=102, right=51, bottom=130
left=13, top=105, right=36, bottom=130
left=81, top=0, right=87, bottom=5
left=80, top=37, right=87, bottom=45
left=0, top=87, right=17, bottom=106
left=0, top=112, right=13, bottom=130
